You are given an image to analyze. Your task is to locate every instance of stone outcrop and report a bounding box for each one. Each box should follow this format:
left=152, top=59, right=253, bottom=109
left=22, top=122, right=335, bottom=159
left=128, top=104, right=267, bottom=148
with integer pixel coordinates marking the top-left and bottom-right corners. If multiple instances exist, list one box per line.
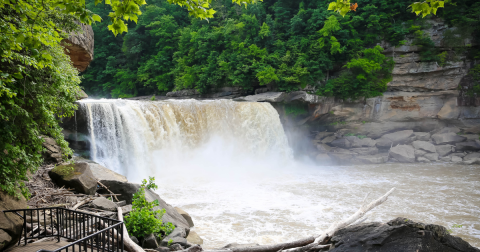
left=0, top=190, right=27, bottom=251
left=48, top=163, right=97, bottom=195
left=41, top=136, right=63, bottom=163
left=62, top=22, right=94, bottom=72
left=329, top=217, right=480, bottom=252
left=175, top=207, right=194, bottom=228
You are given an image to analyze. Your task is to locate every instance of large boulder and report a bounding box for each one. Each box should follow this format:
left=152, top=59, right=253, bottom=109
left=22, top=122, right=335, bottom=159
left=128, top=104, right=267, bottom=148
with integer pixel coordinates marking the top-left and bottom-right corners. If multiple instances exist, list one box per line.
left=389, top=145, right=415, bottom=163
left=435, top=145, right=455, bottom=157
left=0, top=190, right=27, bottom=251
left=345, top=136, right=362, bottom=148
left=91, top=197, right=118, bottom=211
left=463, top=152, right=480, bottom=164
left=424, top=153, right=439, bottom=162
left=186, top=231, right=203, bottom=245
left=413, top=132, right=431, bottom=141
left=316, top=143, right=331, bottom=153
left=455, top=141, right=480, bottom=151
left=330, top=138, right=352, bottom=148
left=314, top=132, right=335, bottom=140
left=143, top=233, right=159, bottom=249
left=236, top=92, right=286, bottom=103
left=48, top=163, right=97, bottom=195
left=87, top=162, right=128, bottom=184
left=160, top=227, right=189, bottom=247
left=329, top=217, right=480, bottom=252
left=412, top=141, right=436, bottom=153
left=62, top=22, right=94, bottom=72
left=358, top=138, right=376, bottom=147
left=376, top=130, right=414, bottom=148
left=431, top=132, right=466, bottom=145
left=98, top=181, right=190, bottom=230
left=175, top=207, right=194, bottom=228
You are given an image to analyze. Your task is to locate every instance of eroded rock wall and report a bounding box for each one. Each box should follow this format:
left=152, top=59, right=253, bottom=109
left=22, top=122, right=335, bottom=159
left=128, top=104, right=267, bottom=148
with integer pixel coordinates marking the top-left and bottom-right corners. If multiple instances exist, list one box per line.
left=62, top=22, right=94, bottom=72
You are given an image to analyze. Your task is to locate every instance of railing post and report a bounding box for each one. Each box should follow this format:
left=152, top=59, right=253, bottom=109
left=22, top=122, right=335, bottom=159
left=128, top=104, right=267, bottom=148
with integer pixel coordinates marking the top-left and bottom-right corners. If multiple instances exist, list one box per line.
left=23, top=210, right=27, bottom=246
left=57, top=208, right=61, bottom=242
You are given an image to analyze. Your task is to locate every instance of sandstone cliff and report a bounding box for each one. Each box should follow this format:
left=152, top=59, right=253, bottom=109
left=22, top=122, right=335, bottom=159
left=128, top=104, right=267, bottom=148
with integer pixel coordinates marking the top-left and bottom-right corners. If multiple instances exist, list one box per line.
left=62, top=22, right=94, bottom=72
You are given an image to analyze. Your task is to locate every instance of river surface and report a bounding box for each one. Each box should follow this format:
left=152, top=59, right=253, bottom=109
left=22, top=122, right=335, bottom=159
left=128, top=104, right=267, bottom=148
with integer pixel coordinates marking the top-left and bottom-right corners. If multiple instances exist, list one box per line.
left=78, top=99, right=480, bottom=249
left=154, top=162, right=480, bottom=249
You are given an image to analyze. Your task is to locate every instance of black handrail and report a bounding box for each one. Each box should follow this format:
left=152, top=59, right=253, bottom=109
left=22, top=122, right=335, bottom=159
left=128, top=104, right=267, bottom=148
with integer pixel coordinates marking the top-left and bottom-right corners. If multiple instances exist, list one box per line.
left=3, top=207, right=124, bottom=252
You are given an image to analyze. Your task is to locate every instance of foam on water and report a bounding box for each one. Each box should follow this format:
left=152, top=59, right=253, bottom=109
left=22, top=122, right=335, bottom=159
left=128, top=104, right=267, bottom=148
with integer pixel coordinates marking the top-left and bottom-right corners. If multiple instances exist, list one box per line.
left=79, top=99, right=480, bottom=249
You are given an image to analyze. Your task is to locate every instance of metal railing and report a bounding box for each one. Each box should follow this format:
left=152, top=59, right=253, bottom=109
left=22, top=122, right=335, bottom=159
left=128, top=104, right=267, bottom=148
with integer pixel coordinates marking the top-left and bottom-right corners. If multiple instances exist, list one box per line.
left=3, top=207, right=124, bottom=252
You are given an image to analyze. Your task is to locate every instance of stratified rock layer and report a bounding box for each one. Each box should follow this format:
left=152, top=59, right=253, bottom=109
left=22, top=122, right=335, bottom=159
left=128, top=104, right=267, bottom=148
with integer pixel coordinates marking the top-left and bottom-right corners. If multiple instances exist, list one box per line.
left=62, top=22, right=94, bottom=72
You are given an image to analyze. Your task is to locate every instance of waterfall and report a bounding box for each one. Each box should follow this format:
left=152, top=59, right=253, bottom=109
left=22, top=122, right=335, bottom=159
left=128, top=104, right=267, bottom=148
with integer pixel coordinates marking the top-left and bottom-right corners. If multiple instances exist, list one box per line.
left=79, top=99, right=292, bottom=179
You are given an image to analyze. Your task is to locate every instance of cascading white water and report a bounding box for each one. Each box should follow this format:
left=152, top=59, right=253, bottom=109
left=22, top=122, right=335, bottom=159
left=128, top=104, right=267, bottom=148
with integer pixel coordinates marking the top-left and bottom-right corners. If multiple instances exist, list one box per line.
left=79, top=99, right=293, bottom=180
left=78, top=98, right=480, bottom=249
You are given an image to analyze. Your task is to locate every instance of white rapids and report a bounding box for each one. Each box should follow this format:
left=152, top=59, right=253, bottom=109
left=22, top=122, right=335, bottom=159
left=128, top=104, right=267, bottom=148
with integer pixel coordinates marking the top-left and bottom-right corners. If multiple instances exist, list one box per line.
left=79, top=99, right=480, bottom=249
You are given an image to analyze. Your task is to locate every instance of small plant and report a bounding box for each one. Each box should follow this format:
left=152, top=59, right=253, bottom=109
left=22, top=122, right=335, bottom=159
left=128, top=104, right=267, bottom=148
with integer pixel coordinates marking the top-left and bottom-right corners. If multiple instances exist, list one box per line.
left=362, top=121, right=366, bottom=124
left=344, top=133, right=355, bottom=137
left=329, top=111, right=334, bottom=114
left=357, top=135, right=367, bottom=139
left=124, top=177, right=175, bottom=240
left=447, top=224, right=463, bottom=234
left=151, top=95, right=156, bottom=101
left=167, top=239, right=174, bottom=247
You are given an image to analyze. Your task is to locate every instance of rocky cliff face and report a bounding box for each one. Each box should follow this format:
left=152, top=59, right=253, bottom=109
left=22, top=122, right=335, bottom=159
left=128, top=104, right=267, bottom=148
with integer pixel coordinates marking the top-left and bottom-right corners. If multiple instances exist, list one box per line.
left=62, top=22, right=94, bottom=72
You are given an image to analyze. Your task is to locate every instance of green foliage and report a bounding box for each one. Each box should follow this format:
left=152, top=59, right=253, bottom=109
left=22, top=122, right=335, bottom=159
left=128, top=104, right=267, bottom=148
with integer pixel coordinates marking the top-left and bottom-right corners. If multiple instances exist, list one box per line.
left=317, top=45, right=394, bottom=100
left=284, top=104, right=308, bottom=116
left=151, top=95, right=156, bottom=101
left=124, top=177, right=175, bottom=239
left=409, top=0, right=446, bottom=17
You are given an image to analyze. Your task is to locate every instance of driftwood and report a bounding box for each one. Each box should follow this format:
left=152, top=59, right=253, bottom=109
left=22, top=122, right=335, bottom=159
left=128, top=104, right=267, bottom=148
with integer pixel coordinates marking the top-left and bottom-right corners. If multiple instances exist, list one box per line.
left=314, top=188, right=396, bottom=244
left=117, top=206, right=145, bottom=252
left=232, top=237, right=315, bottom=252
left=71, top=197, right=93, bottom=210
left=98, top=181, right=119, bottom=201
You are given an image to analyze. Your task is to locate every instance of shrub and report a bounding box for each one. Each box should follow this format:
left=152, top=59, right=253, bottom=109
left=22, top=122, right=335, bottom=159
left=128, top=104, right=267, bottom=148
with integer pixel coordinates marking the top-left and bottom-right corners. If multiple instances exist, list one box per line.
left=124, top=177, right=175, bottom=239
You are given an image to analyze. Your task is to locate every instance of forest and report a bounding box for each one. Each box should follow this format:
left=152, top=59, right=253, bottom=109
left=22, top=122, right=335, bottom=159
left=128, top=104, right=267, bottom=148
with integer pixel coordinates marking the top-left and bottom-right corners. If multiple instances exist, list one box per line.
left=82, top=0, right=480, bottom=100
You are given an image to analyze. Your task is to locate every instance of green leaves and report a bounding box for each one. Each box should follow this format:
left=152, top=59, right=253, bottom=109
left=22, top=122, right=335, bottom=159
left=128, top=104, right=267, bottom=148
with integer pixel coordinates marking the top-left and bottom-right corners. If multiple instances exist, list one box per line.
left=409, top=1, right=445, bottom=17
left=328, top=0, right=352, bottom=17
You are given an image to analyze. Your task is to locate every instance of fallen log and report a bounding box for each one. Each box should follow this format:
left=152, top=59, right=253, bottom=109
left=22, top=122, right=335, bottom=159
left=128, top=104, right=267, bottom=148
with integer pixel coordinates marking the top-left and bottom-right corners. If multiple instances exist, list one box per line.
left=231, top=237, right=315, bottom=252
left=117, top=206, right=145, bottom=252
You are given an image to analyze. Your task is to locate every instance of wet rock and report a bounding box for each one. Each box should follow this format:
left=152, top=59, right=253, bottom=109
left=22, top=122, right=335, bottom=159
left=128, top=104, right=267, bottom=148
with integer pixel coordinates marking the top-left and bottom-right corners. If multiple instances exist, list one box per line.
left=321, top=135, right=336, bottom=144
left=440, top=156, right=451, bottom=162
left=329, top=217, right=480, bottom=252
left=461, top=134, right=480, bottom=141
left=435, top=145, right=455, bottom=157
left=431, top=132, right=466, bottom=145
left=455, top=141, right=480, bottom=151
left=414, top=149, right=427, bottom=157
left=413, top=132, right=431, bottom=141
left=314, top=132, right=335, bottom=140
left=330, top=138, right=352, bottom=148
left=154, top=246, right=170, bottom=252
left=143, top=233, right=159, bottom=249
left=98, top=181, right=190, bottom=230
left=186, top=231, right=203, bottom=245
left=417, top=156, right=430, bottom=162
left=412, top=141, right=436, bottom=153
left=355, top=154, right=388, bottom=164
left=376, top=130, right=414, bottom=148
left=462, top=152, right=480, bottom=164
left=161, top=227, right=189, bottom=247
left=389, top=145, right=415, bottom=163
left=350, top=147, right=379, bottom=155
left=48, top=163, right=97, bottom=195
left=358, top=138, right=376, bottom=147
left=170, top=244, right=185, bottom=251
left=328, top=149, right=357, bottom=165
left=452, top=156, right=463, bottom=162
left=434, top=126, right=461, bottom=135
left=451, top=152, right=466, bottom=158
left=91, top=197, right=117, bottom=211
left=424, top=153, right=439, bottom=162
left=316, top=143, right=331, bottom=153
left=175, top=207, right=194, bottom=228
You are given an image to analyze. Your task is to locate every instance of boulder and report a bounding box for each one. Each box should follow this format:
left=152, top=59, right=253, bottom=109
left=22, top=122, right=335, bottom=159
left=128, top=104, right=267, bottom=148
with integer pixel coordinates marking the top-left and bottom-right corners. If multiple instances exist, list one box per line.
left=98, top=181, right=190, bottom=230
left=414, top=149, right=427, bottom=157
left=236, top=92, right=286, bottom=103
left=462, top=152, right=480, bottom=164
left=451, top=152, right=466, bottom=158
left=440, top=156, right=451, bottom=162
left=130, top=235, right=139, bottom=245
left=413, top=132, right=431, bottom=141
left=174, top=207, right=194, bottom=228
left=316, top=143, right=331, bottom=153
left=91, top=197, right=117, bottom=211
left=412, top=141, right=436, bottom=153
left=160, top=227, right=189, bottom=247
left=350, top=147, right=379, bottom=155
left=186, top=231, right=203, bottom=245
left=355, top=154, right=389, bottom=164
left=435, top=145, right=455, bottom=157
left=121, top=205, right=133, bottom=215
left=143, top=233, right=159, bottom=249
left=389, top=145, right=415, bottom=163
left=170, top=244, right=186, bottom=251
left=0, top=190, right=27, bottom=251
left=455, top=141, right=480, bottom=151
left=417, top=156, right=430, bottom=162
left=452, top=156, right=463, bottom=162
left=376, top=130, right=414, bottom=148
left=358, top=138, right=376, bottom=147
left=314, top=132, right=334, bottom=140
left=431, top=132, right=466, bottom=145
left=321, top=135, right=336, bottom=144
left=328, top=149, right=357, bottom=165
left=330, top=138, right=351, bottom=148
left=62, top=22, right=94, bottom=72
left=86, top=162, right=128, bottom=184
left=461, top=134, right=480, bottom=141
left=345, top=136, right=362, bottom=148
left=434, top=126, right=461, bottom=135
left=41, top=136, right=63, bottom=163
left=48, top=163, right=97, bottom=195
left=424, top=153, right=439, bottom=161
left=328, top=217, right=480, bottom=252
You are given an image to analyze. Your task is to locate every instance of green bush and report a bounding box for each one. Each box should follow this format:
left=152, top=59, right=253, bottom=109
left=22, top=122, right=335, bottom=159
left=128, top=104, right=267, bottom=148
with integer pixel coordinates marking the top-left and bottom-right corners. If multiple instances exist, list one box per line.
left=124, top=177, right=175, bottom=239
